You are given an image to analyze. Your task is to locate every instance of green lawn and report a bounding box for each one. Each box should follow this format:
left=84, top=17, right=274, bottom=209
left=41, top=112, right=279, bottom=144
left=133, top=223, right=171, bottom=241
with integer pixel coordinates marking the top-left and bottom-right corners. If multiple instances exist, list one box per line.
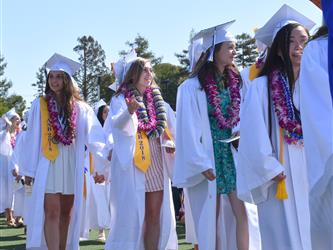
left=0, top=216, right=193, bottom=250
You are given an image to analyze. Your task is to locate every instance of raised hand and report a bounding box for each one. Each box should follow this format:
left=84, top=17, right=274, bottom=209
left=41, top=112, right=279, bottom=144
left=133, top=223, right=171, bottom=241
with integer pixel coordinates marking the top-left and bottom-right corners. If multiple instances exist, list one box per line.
left=125, top=96, right=141, bottom=115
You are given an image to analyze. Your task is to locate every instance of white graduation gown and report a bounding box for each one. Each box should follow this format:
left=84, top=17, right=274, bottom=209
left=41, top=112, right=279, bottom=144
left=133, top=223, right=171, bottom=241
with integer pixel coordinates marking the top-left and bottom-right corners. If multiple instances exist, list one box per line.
left=80, top=151, right=111, bottom=240
left=237, top=76, right=311, bottom=250
left=103, top=94, right=178, bottom=250
left=10, top=131, right=26, bottom=217
left=173, top=77, right=261, bottom=250
left=20, top=98, right=109, bottom=250
left=299, top=36, right=333, bottom=250
left=0, top=126, right=14, bottom=212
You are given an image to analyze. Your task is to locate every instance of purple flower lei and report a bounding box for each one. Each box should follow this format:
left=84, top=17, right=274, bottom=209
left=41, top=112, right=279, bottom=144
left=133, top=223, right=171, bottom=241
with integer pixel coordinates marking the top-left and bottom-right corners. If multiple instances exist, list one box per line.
left=270, top=70, right=303, bottom=145
left=204, top=68, right=241, bottom=129
left=46, top=94, right=77, bottom=145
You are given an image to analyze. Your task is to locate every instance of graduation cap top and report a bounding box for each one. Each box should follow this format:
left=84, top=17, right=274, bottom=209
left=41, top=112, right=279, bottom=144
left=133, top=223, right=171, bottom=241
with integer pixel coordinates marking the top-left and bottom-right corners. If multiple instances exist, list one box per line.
left=46, top=53, right=81, bottom=76
left=255, top=4, right=316, bottom=47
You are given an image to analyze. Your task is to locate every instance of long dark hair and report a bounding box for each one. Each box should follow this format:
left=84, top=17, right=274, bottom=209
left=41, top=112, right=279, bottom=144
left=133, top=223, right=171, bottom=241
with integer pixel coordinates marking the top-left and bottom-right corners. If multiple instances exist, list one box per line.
left=45, top=71, right=82, bottom=123
left=311, top=25, right=328, bottom=40
left=189, top=42, right=241, bottom=90
left=96, top=105, right=107, bottom=126
left=258, top=23, right=309, bottom=88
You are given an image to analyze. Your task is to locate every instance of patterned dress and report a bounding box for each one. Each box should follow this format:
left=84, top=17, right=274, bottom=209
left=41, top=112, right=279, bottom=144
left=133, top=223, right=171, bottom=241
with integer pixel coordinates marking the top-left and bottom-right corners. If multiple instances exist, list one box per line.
left=207, top=72, right=236, bottom=194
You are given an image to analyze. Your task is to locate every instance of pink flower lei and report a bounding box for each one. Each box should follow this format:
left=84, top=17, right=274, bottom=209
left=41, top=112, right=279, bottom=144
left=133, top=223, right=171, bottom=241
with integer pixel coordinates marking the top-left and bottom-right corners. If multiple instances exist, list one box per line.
left=270, top=69, right=303, bottom=145
left=124, top=86, right=167, bottom=138
left=10, top=128, right=20, bottom=149
left=204, top=68, right=241, bottom=129
left=46, top=94, right=77, bottom=145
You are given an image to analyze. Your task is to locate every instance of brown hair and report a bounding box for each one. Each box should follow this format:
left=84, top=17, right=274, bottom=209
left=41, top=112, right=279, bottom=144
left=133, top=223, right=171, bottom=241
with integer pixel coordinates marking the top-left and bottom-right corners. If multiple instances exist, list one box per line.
left=189, top=42, right=241, bottom=89
left=45, top=71, right=82, bottom=122
left=115, top=57, right=159, bottom=96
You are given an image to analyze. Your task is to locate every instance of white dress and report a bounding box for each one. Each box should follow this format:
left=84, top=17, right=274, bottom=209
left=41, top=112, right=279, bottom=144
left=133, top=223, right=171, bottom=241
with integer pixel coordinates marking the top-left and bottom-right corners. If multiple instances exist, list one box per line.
left=237, top=76, right=311, bottom=250
left=20, top=98, right=109, bottom=250
left=299, top=36, right=333, bottom=250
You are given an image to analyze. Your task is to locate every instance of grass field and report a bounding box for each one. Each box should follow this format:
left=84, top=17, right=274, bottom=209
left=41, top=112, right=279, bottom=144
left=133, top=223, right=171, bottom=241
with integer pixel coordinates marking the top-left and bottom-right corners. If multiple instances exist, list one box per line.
left=0, top=216, right=194, bottom=250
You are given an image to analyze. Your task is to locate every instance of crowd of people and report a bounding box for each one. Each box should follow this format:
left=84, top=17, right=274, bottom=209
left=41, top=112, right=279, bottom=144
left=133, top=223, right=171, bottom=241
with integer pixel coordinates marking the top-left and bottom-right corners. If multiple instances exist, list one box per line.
left=0, top=2, right=332, bottom=250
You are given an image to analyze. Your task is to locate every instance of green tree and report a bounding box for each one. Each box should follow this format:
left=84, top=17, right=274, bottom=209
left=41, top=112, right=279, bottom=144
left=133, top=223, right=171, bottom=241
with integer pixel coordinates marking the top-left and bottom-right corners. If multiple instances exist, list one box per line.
left=175, top=49, right=190, bottom=82
left=31, top=65, right=46, bottom=97
left=98, top=72, right=115, bottom=104
left=120, top=34, right=162, bottom=66
left=235, top=33, right=258, bottom=68
left=0, top=55, right=13, bottom=99
left=73, top=35, right=109, bottom=104
left=154, top=63, right=183, bottom=110
left=0, top=54, right=26, bottom=116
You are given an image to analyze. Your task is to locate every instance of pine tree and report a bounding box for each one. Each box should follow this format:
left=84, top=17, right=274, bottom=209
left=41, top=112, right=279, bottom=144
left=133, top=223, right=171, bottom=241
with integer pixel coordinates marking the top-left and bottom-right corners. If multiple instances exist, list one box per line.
left=235, top=33, right=258, bottom=68
left=31, top=65, right=46, bottom=97
left=120, top=34, right=162, bottom=66
left=73, top=35, right=109, bottom=104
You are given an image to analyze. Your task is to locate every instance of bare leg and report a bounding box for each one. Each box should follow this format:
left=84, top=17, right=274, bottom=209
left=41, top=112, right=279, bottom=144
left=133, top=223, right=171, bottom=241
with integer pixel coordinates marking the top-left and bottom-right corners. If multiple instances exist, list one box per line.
left=228, top=191, right=249, bottom=250
left=144, top=191, right=163, bottom=250
left=5, top=208, right=15, bottom=227
left=44, top=193, right=60, bottom=250
left=194, top=244, right=199, bottom=250
left=59, top=194, right=74, bottom=250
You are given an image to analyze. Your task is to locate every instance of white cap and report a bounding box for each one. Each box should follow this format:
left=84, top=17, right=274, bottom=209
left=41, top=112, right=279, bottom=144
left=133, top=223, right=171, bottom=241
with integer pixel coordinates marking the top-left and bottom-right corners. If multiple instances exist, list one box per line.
left=188, top=38, right=204, bottom=71
left=93, top=99, right=107, bottom=114
left=6, top=108, right=20, bottom=120
left=46, top=53, right=81, bottom=76
left=192, top=20, right=236, bottom=61
left=255, top=4, right=316, bottom=47
left=110, top=49, right=137, bottom=91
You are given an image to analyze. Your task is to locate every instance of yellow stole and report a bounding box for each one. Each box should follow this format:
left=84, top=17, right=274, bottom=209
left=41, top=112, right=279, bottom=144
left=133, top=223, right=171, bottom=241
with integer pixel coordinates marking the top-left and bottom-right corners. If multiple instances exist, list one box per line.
left=40, top=97, right=59, bottom=161
left=133, top=127, right=174, bottom=173
left=134, top=131, right=151, bottom=173
left=275, top=127, right=288, bottom=200
left=83, top=153, right=95, bottom=200
left=248, top=64, right=261, bottom=81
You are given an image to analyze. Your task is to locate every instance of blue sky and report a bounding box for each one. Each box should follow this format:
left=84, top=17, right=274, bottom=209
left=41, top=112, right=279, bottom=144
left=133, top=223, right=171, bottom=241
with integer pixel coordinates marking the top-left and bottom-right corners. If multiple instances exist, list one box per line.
left=0, top=0, right=322, bottom=107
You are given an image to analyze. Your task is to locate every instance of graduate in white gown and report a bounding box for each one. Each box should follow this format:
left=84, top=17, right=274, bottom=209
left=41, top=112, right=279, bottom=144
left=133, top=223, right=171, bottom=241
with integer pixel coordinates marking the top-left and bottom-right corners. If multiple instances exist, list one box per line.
left=20, top=53, right=109, bottom=250
left=174, top=20, right=250, bottom=250
left=237, top=4, right=315, bottom=250
left=80, top=99, right=111, bottom=241
left=299, top=24, right=333, bottom=249
left=0, top=108, right=21, bottom=227
left=104, top=55, right=177, bottom=250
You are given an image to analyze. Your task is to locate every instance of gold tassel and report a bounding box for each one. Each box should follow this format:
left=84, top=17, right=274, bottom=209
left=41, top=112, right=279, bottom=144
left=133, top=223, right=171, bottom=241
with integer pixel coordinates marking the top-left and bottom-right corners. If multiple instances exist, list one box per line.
left=276, top=179, right=288, bottom=200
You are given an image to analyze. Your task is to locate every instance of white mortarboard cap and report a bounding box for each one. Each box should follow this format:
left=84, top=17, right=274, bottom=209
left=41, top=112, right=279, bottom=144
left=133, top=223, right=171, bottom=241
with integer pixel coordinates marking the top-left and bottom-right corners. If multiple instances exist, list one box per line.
left=188, top=38, right=204, bottom=72
left=255, top=4, right=316, bottom=47
left=110, top=49, right=137, bottom=91
left=192, top=20, right=236, bottom=61
left=46, top=53, right=81, bottom=76
left=94, top=99, right=107, bottom=114
left=6, top=108, right=20, bottom=120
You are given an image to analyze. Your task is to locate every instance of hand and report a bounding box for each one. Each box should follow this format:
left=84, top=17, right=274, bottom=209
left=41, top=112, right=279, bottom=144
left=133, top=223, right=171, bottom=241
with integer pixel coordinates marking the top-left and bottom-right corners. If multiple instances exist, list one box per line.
left=165, top=147, right=175, bottom=154
left=107, top=150, right=113, bottom=161
left=272, top=172, right=286, bottom=182
left=125, top=96, right=140, bottom=115
left=25, top=176, right=34, bottom=186
left=202, top=169, right=216, bottom=181
left=93, top=172, right=105, bottom=184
